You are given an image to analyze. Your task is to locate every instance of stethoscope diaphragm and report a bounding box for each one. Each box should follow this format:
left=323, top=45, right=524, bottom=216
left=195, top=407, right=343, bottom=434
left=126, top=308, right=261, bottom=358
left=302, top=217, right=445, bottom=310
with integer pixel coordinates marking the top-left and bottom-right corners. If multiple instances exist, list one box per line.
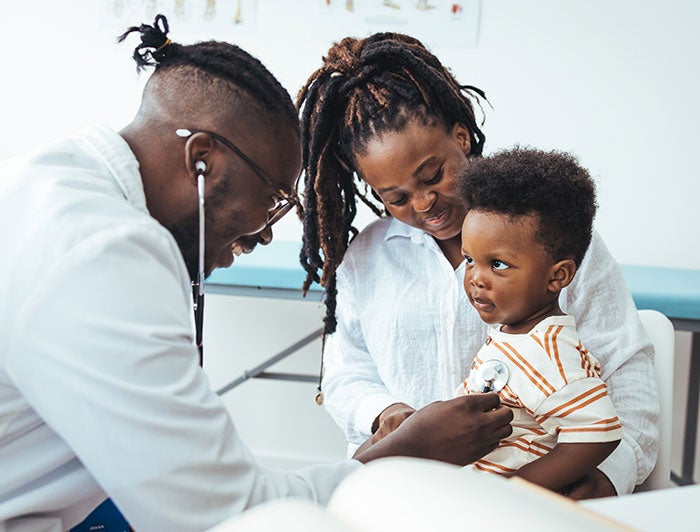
left=471, top=359, right=509, bottom=393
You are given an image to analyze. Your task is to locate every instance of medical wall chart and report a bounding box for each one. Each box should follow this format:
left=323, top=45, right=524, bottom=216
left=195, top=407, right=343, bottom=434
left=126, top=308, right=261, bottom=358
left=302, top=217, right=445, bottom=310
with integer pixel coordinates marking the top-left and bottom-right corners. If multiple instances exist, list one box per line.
left=99, top=1, right=479, bottom=50
left=100, top=0, right=258, bottom=34
left=309, top=0, right=482, bottom=48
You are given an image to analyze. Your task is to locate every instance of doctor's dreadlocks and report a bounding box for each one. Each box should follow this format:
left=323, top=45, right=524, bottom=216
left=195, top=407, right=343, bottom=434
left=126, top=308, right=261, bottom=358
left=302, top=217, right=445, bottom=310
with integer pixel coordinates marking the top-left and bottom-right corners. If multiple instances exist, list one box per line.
left=297, top=32, right=487, bottom=336
left=118, top=14, right=298, bottom=134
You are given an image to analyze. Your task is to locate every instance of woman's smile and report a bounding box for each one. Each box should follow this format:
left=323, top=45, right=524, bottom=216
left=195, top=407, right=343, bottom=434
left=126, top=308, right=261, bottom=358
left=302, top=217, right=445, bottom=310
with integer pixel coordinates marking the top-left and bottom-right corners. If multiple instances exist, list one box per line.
left=422, top=207, right=451, bottom=229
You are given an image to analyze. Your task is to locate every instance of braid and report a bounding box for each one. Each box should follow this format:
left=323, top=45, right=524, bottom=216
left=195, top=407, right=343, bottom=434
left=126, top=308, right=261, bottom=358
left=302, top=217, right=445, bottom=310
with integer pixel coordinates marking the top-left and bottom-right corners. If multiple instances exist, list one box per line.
left=118, top=14, right=298, bottom=132
left=298, top=32, right=487, bottom=336
left=117, top=14, right=176, bottom=71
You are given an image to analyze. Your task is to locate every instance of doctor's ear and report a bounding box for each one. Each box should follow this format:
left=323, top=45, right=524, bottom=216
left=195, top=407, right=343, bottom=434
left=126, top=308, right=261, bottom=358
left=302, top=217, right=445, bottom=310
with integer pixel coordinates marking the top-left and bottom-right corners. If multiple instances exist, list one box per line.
left=548, top=259, right=576, bottom=292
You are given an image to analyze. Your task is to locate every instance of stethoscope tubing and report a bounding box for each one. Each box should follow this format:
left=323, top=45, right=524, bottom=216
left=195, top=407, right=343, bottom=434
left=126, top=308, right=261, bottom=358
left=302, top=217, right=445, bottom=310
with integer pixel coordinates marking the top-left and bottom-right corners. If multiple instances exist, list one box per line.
left=195, top=171, right=205, bottom=366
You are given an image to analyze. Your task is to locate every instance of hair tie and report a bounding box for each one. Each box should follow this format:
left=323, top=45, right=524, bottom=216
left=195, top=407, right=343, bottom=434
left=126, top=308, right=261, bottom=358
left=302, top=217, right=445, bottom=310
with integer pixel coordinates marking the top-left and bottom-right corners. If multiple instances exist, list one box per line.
left=330, top=71, right=343, bottom=78
left=156, top=38, right=172, bottom=51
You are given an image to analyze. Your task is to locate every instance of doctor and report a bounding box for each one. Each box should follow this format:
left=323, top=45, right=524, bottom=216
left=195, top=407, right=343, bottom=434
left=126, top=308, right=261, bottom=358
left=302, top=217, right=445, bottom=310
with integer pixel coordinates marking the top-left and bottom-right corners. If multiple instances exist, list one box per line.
left=0, top=16, right=512, bottom=532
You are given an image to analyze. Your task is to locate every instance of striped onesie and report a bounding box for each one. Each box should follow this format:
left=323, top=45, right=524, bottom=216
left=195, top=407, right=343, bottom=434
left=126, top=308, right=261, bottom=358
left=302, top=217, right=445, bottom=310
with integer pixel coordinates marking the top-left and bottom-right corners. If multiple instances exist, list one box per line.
left=458, top=315, right=623, bottom=476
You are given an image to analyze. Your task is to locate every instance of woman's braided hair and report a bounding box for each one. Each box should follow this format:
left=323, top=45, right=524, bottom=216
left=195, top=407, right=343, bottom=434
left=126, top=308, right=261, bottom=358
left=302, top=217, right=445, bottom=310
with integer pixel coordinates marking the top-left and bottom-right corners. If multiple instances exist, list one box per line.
left=297, top=32, right=487, bottom=336
left=118, top=14, right=298, bottom=132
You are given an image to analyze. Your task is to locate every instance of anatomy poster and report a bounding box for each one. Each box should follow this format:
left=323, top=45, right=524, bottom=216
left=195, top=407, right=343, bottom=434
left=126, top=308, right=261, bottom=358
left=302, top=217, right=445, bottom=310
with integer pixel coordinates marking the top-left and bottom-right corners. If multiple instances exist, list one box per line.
left=99, top=0, right=258, bottom=35
left=310, top=0, right=482, bottom=48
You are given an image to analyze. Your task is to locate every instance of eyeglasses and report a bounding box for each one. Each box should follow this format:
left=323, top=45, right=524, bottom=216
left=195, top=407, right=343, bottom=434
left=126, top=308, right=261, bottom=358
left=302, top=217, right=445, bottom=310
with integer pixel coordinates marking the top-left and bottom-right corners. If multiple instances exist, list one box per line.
left=176, top=128, right=298, bottom=228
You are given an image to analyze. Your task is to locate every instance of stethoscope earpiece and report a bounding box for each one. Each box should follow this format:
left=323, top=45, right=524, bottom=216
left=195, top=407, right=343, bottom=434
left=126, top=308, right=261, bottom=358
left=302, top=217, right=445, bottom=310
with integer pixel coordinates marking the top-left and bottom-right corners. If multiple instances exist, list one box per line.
left=195, top=161, right=206, bottom=174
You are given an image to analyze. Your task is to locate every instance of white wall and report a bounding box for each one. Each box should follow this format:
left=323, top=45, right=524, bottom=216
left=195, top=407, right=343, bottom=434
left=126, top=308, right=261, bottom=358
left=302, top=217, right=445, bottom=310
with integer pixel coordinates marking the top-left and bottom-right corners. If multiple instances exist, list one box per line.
left=2, top=1, right=698, bottom=468
left=2, top=0, right=699, bottom=268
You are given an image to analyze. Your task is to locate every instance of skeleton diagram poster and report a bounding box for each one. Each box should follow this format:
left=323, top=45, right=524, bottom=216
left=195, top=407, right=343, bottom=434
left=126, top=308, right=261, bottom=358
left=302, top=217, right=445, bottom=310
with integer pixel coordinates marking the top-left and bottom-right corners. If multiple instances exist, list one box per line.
left=309, top=0, right=482, bottom=48
left=99, top=0, right=258, bottom=35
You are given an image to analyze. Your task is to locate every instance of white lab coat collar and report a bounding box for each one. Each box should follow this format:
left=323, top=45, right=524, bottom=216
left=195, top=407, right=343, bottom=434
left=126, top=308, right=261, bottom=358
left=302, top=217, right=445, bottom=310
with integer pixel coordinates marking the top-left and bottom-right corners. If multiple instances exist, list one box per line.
left=75, top=124, right=148, bottom=215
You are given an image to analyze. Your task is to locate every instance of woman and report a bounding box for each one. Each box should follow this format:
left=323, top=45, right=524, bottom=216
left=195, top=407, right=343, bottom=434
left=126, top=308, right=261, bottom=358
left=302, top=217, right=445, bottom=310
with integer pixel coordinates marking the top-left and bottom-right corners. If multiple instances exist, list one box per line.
left=297, top=33, right=658, bottom=498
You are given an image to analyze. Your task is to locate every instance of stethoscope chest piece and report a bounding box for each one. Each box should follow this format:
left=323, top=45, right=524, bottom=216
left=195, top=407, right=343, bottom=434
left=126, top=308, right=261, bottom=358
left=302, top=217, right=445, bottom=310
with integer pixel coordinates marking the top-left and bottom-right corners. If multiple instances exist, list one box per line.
left=471, top=359, right=509, bottom=393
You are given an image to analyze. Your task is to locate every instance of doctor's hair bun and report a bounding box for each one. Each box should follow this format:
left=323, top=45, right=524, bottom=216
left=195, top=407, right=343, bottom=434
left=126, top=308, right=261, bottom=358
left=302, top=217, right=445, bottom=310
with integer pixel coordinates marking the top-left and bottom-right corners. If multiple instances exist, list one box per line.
left=115, top=13, right=298, bottom=131
left=117, top=14, right=181, bottom=72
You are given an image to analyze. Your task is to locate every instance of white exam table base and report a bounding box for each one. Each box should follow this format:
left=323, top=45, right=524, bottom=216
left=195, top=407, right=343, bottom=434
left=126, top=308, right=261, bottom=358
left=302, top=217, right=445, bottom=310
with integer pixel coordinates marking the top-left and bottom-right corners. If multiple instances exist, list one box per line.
left=206, top=266, right=323, bottom=392
left=214, top=326, right=322, bottom=396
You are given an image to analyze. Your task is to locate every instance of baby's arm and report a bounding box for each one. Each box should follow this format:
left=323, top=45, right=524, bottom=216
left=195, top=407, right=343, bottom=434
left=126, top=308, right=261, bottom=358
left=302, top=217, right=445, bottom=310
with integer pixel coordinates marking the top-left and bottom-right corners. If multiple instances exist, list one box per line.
left=515, top=440, right=620, bottom=492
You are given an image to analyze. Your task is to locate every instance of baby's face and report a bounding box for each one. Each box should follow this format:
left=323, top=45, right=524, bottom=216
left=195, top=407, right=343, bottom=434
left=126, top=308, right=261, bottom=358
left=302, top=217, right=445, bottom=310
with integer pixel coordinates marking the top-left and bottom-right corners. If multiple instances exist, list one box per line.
left=460, top=210, right=558, bottom=333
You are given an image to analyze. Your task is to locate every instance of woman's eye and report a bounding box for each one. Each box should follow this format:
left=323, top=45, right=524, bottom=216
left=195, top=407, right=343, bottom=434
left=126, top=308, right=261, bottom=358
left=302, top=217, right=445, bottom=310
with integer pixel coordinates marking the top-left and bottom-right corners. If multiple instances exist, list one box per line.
left=492, top=260, right=509, bottom=270
left=425, top=167, right=444, bottom=185
left=388, top=195, right=408, bottom=206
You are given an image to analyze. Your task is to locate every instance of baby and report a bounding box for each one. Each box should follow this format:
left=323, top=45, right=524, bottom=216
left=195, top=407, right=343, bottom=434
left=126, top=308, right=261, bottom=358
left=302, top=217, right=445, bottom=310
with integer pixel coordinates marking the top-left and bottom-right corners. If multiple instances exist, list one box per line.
left=456, top=147, right=622, bottom=493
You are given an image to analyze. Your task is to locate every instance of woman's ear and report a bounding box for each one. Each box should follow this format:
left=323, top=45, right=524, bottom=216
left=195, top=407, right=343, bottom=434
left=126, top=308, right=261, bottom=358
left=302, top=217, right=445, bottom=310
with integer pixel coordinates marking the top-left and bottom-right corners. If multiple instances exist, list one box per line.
left=548, top=259, right=577, bottom=292
left=452, top=123, right=472, bottom=155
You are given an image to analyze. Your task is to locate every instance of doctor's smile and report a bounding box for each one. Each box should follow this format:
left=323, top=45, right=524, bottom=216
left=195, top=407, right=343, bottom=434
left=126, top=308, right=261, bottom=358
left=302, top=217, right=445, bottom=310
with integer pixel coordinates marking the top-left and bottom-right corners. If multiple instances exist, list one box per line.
left=231, top=241, right=244, bottom=257
left=221, top=240, right=256, bottom=269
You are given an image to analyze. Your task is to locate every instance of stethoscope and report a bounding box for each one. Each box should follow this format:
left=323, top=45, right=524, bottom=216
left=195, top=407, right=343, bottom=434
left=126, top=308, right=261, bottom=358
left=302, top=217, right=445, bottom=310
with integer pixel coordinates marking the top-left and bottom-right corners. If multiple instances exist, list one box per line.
left=471, top=359, right=509, bottom=393
left=192, top=160, right=206, bottom=366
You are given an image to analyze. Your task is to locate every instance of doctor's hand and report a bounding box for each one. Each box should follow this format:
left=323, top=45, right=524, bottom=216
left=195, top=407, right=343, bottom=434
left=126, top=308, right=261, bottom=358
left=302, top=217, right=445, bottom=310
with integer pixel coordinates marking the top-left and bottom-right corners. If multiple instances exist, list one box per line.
left=353, top=393, right=513, bottom=467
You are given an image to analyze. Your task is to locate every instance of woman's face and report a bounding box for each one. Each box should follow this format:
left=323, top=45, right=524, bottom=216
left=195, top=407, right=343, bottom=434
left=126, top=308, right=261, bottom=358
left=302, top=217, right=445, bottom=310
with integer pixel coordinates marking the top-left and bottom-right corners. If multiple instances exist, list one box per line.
left=354, top=119, right=472, bottom=241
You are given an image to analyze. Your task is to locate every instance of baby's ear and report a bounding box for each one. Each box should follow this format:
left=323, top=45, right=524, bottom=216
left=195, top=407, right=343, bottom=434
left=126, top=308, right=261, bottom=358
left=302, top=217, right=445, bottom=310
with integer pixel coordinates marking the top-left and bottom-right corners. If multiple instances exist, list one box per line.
left=548, top=259, right=576, bottom=292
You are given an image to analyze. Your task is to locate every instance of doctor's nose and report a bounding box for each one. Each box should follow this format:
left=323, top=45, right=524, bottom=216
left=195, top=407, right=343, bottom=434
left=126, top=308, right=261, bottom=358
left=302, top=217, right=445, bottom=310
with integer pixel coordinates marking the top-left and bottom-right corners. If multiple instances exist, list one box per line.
left=237, top=226, right=272, bottom=252
left=257, top=225, right=273, bottom=246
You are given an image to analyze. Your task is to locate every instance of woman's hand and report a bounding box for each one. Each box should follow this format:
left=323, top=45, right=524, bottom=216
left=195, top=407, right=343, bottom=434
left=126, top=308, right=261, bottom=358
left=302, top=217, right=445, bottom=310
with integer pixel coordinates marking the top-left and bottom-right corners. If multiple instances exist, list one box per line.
left=354, top=393, right=513, bottom=466
left=371, top=403, right=416, bottom=443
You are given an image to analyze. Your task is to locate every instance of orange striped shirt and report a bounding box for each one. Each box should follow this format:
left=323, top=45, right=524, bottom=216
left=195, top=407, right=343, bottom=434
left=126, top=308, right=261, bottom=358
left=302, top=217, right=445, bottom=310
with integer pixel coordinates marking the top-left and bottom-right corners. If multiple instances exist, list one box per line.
left=458, top=315, right=622, bottom=475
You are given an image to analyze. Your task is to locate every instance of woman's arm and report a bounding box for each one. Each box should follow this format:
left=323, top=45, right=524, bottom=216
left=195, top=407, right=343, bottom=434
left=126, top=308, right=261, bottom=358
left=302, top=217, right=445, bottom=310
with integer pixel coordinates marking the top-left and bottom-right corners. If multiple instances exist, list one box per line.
left=563, top=232, right=659, bottom=494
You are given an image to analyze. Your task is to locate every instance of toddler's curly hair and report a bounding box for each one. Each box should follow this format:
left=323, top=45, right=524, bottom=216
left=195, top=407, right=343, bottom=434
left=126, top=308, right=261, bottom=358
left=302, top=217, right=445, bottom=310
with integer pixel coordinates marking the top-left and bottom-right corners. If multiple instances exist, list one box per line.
left=457, top=147, right=597, bottom=266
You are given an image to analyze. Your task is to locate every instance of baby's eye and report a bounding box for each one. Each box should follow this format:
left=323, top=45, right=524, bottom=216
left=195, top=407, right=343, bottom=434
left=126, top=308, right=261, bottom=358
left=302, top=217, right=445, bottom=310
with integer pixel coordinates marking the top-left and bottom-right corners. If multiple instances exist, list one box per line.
left=492, top=260, right=509, bottom=270
left=464, top=255, right=474, bottom=265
